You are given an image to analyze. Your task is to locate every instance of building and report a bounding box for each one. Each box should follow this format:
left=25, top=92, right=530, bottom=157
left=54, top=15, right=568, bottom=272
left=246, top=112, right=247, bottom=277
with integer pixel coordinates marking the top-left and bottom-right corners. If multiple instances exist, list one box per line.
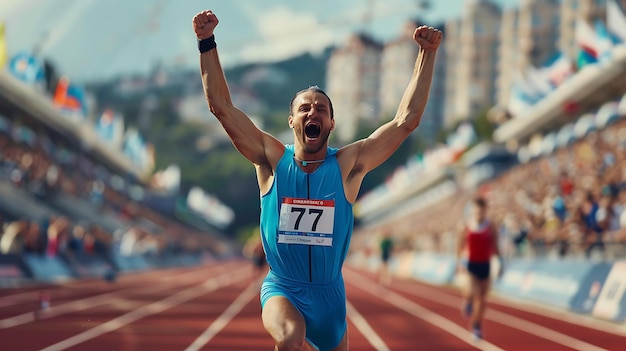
left=443, top=19, right=462, bottom=128
left=496, top=0, right=561, bottom=109
left=326, top=34, right=383, bottom=144
left=444, top=0, right=502, bottom=125
left=380, top=20, right=447, bottom=147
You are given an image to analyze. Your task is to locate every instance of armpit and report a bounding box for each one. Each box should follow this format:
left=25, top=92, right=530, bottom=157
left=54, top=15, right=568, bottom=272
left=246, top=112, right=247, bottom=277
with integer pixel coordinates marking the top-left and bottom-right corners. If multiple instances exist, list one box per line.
left=347, top=163, right=364, bottom=182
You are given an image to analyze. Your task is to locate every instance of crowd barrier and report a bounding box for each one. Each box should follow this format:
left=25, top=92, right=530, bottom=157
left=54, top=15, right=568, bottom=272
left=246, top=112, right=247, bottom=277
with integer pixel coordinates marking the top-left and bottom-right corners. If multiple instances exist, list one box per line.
left=347, top=251, right=626, bottom=324
left=0, top=251, right=213, bottom=286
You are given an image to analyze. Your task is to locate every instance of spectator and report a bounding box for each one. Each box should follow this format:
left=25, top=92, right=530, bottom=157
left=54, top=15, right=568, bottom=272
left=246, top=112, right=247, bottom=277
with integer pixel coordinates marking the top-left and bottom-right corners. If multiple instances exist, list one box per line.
left=0, top=219, right=29, bottom=254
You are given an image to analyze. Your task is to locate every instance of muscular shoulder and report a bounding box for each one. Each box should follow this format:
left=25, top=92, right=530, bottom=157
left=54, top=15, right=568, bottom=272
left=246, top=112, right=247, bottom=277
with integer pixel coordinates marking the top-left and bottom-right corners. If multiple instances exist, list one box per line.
left=256, top=135, right=286, bottom=194
left=336, top=141, right=366, bottom=181
left=261, top=133, right=286, bottom=168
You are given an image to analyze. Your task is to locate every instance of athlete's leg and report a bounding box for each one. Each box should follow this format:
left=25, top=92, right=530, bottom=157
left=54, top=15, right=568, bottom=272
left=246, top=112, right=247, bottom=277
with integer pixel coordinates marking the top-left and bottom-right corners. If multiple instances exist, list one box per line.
left=472, top=278, right=490, bottom=327
left=330, top=328, right=348, bottom=351
left=378, top=260, right=391, bottom=286
left=461, top=268, right=476, bottom=318
left=262, top=295, right=310, bottom=351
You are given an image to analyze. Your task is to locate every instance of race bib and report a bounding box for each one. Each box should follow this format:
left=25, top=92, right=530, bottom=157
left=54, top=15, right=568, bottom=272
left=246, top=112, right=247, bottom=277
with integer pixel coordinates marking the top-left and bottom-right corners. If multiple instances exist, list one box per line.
left=278, top=197, right=335, bottom=246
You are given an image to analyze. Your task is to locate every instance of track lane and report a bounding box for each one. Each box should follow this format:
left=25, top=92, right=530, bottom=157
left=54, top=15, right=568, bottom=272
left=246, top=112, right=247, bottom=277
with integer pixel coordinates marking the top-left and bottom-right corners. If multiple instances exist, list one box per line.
left=71, top=271, right=256, bottom=351
left=389, top=273, right=622, bottom=351
left=0, top=262, right=249, bottom=350
left=345, top=276, right=484, bottom=350
left=202, top=278, right=380, bottom=351
left=0, top=260, right=236, bottom=319
left=345, top=266, right=624, bottom=351
left=192, top=279, right=274, bottom=351
left=0, top=261, right=240, bottom=330
left=39, top=266, right=252, bottom=351
left=2, top=261, right=624, bottom=350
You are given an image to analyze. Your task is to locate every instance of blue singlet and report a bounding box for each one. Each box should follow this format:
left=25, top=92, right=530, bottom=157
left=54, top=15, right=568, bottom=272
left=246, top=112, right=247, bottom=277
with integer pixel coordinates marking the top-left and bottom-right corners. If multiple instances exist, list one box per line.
left=259, top=145, right=353, bottom=351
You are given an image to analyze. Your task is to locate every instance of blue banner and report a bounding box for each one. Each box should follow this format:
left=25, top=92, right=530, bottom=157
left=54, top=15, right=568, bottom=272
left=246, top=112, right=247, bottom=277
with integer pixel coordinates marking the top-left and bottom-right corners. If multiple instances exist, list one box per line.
left=64, top=253, right=115, bottom=279
left=592, top=260, right=626, bottom=322
left=22, top=254, right=73, bottom=281
left=410, top=252, right=456, bottom=285
left=495, top=259, right=594, bottom=309
left=112, top=254, right=151, bottom=272
left=569, top=262, right=613, bottom=314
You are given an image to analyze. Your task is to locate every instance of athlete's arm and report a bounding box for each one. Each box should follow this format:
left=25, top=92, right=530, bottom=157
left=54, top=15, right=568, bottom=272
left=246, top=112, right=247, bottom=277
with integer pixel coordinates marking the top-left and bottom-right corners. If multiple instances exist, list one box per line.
left=456, top=224, right=466, bottom=264
left=338, top=26, right=442, bottom=201
left=194, top=11, right=283, bottom=191
left=490, top=223, right=504, bottom=276
left=490, top=224, right=501, bottom=258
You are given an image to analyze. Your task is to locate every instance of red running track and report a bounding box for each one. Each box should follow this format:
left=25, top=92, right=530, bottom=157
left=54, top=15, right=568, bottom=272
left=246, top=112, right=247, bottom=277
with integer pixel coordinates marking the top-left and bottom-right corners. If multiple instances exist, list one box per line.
left=1, top=259, right=624, bottom=350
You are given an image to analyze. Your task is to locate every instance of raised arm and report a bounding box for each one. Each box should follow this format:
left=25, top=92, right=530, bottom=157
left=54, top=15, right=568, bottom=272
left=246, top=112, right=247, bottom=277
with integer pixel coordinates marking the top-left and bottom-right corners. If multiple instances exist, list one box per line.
left=339, top=26, right=442, bottom=186
left=193, top=11, right=283, bottom=170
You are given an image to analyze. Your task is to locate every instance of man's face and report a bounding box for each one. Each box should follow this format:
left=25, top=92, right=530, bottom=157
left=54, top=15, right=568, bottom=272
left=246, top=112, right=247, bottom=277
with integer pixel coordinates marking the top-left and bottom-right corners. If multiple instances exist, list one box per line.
left=471, top=204, right=486, bottom=221
left=289, top=91, right=334, bottom=154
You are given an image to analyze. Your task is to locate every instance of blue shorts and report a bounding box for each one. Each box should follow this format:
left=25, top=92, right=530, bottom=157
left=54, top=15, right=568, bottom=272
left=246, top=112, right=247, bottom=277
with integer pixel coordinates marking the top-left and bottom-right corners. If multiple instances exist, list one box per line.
left=260, top=270, right=347, bottom=351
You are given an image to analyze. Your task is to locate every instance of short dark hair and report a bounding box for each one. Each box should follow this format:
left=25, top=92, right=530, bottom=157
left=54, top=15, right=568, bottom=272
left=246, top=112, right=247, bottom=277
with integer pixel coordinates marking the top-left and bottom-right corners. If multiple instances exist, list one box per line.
left=289, top=85, right=334, bottom=119
left=473, top=196, right=487, bottom=209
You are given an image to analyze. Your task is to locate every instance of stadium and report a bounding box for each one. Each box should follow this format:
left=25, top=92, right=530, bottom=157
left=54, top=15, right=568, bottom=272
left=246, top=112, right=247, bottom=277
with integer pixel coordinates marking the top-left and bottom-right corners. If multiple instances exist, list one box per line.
left=1, top=0, right=626, bottom=350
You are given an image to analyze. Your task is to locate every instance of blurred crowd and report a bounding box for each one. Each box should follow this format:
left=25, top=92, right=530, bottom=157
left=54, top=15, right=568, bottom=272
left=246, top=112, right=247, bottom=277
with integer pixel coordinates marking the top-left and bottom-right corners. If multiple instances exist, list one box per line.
left=354, top=118, right=626, bottom=262
left=489, top=119, right=626, bottom=260
left=0, top=126, right=223, bottom=275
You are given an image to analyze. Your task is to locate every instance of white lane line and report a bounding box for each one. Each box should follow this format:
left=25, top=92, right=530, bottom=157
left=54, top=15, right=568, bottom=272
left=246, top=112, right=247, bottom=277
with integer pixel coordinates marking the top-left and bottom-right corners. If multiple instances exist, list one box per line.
left=372, top=272, right=611, bottom=351
left=486, top=309, right=609, bottom=351
left=38, top=267, right=250, bottom=351
left=0, top=291, right=121, bottom=329
left=158, top=261, right=232, bottom=282
left=0, top=262, right=238, bottom=329
left=0, top=291, right=40, bottom=308
left=184, top=281, right=260, bottom=351
left=0, top=261, right=231, bottom=309
left=489, top=294, right=626, bottom=336
left=345, top=271, right=505, bottom=351
left=346, top=300, right=390, bottom=351
left=398, top=273, right=626, bottom=337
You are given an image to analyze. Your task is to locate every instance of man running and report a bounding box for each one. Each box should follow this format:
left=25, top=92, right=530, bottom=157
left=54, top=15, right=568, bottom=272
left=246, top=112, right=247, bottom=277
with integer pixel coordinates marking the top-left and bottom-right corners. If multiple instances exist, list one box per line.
left=192, top=9, right=442, bottom=351
left=456, top=196, right=503, bottom=341
left=378, top=231, right=394, bottom=287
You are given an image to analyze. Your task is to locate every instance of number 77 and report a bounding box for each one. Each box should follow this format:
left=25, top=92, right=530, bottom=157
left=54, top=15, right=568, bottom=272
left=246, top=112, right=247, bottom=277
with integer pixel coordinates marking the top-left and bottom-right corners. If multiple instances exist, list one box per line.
left=291, top=207, right=324, bottom=231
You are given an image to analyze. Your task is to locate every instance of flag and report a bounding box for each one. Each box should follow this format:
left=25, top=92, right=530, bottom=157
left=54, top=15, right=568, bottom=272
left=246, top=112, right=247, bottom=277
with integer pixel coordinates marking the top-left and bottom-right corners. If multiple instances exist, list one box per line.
left=543, top=52, right=574, bottom=86
left=594, top=20, right=616, bottom=61
left=8, top=51, right=45, bottom=85
left=123, top=127, right=150, bottom=170
left=575, top=18, right=613, bottom=69
left=96, top=109, right=127, bottom=148
left=507, top=72, right=544, bottom=116
left=95, top=109, right=116, bottom=142
left=187, top=187, right=235, bottom=228
left=0, top=22, right=7, bottom=69
left=150, top=164, right=181, bottom=193
left=527, top=65, right=554, bottom=97
left=607, top=0, right=626, bottom=43
left=53, top=77, right=88, bottom=120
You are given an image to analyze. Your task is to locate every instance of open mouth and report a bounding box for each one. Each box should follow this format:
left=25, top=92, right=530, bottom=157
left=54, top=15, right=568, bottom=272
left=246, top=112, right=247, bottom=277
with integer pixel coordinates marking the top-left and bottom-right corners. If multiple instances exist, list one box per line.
left=305, top=123, right=321, bottom=140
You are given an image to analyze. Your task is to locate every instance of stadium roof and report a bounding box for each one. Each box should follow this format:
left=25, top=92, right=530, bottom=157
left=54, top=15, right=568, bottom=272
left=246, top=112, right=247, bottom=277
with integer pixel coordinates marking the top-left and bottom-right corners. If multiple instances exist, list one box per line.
left=0, top=71, right=144, bottom=180
left=494, top=46, right=626, bottom=146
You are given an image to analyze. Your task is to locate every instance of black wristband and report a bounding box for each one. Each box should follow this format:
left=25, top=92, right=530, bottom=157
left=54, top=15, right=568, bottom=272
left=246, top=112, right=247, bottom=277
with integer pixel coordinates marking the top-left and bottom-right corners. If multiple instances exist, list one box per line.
left=198, top=35, right=216, bottom=53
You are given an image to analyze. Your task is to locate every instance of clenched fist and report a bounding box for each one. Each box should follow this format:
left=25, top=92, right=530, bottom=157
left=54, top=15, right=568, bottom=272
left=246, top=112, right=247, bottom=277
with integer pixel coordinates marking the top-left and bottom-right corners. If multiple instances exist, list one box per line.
left=413, top=26, right=443, bottom=51
left=193, top=10, right=219, bottom=40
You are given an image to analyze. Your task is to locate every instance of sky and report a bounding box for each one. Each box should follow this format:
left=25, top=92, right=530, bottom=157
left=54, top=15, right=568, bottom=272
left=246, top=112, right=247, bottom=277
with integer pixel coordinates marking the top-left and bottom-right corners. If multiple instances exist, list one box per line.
left=0, top=0, right=518, bottom=82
